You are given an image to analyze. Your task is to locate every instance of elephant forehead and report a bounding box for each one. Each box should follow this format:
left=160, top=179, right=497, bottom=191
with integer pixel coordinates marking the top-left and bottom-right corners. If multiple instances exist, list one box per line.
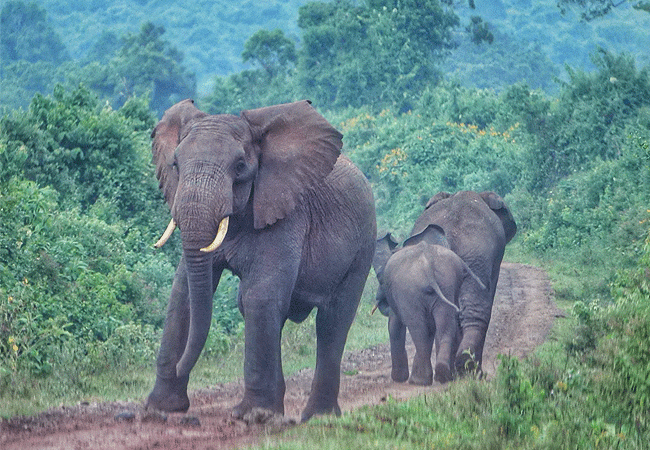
left=183, top=115, right=251, bottom=141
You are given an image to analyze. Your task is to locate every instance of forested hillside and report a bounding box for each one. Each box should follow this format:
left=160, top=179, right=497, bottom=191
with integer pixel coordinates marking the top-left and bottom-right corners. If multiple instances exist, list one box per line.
left=36, top=0, right=307, bottom=91
left=2, top=0, right=649, bottom=111
left=2, top=0, right=650, bottom=447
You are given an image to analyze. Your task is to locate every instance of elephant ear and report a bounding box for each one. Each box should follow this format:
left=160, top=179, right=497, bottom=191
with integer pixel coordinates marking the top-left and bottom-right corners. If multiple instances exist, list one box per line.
left=479, top=191, right=518, bottom=244
left=151, top=99, right=207, bottom=208
left=425, top=191, right=451, bottom=209
left=241, top=100, right=342, bottom=229
left=403, top=224, right=449, bottom=249
left=373, top=232, right=399, bottom=279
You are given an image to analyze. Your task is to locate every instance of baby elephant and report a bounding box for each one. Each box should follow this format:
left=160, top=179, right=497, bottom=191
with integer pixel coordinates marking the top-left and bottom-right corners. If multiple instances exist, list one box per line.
left=373, top=225, right=486, bottom=385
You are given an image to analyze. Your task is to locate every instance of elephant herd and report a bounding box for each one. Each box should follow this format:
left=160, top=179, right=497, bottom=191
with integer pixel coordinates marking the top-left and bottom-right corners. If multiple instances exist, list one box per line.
left=144, top=99, right=517, bottom=423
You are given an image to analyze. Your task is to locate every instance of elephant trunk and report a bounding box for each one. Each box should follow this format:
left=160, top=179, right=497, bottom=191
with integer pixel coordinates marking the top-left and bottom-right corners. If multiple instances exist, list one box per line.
left=173, top=195, right=231, bottom=378
left=175, top=248, right=214, bottom=378
left=170, top=177, right=233, bottom=377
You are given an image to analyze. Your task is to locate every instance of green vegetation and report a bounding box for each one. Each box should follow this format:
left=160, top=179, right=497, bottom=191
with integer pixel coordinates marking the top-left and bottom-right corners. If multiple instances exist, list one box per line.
left=1, top=0, right=650, bottom=448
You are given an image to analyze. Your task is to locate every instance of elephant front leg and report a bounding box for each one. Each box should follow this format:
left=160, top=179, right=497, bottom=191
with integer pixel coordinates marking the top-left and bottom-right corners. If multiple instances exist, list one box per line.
left=388, top=311, right=409, bottom=383
left=146, top=260, right=192, bottom=412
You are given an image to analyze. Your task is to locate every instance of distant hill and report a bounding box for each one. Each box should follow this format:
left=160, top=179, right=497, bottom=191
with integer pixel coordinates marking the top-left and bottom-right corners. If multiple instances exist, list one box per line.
left=461, top=0, right=649, bottom=71
left=39, top=0, right=307, bottom=93
left=38, top=0, right=650, bottom=94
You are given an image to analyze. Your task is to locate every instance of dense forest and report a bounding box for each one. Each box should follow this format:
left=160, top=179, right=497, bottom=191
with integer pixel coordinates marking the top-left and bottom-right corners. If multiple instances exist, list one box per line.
left=2, top=0, right=650, bottom=448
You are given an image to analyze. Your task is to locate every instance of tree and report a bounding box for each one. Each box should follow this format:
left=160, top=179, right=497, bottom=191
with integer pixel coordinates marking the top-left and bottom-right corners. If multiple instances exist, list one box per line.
left=110, top=22, right=196, bottom=114
left=297, top=0, right=459, bottom=110
left=0, top=0, right=68, bottom=65
left=242, top=29, right=297, bottom=77
left=557, top=0, right=650, bottom=21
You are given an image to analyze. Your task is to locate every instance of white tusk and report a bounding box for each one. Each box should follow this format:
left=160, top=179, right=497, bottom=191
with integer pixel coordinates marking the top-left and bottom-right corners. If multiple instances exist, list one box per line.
left=154, top=218, right=176, bottom=248
left=200, top=216, right=229, bottom=253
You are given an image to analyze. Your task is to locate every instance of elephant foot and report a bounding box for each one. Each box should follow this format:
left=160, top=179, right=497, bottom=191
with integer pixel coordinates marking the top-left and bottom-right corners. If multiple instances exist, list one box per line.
left=408, top=373, right=433, bottom=386
left=455, top=352, right=480, bottom=376
left=232, top=396, right=284, bottom=421
left=145, top=376, right=190, bottom=413
left=301, top=398, right=341, bottom=423
left=391, top=367, right=409, bottom=383
left=434, top=362, right=453, bottom=384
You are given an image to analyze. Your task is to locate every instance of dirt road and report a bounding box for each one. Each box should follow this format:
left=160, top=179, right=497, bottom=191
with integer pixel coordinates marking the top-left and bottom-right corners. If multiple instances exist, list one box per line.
left=1, top=262, right=559, bottom=449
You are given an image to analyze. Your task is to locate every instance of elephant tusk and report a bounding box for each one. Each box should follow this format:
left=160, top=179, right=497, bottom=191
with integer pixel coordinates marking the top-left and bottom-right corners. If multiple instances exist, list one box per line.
left=154, top=218, right=176, bottom=248
left=200, top=216, right=229, bottom=253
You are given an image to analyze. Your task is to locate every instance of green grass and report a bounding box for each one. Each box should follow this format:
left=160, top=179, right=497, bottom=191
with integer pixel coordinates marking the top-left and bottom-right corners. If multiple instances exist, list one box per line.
left=0, top=276, right=386, bottom=418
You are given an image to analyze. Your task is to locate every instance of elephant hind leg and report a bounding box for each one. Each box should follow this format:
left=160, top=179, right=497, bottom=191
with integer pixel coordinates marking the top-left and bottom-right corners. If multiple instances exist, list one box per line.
left=455, top=323, right=488, bottom=376
left=407, top=323, right=434, bottom=386
left=434, top=362, right=453, bottom=383
left=301, top=252, right=370, bottom=422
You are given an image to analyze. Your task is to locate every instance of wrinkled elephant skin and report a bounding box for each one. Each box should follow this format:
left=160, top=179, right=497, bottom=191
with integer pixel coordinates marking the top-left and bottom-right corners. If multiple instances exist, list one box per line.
left=145, top=99, right=376, bottom=422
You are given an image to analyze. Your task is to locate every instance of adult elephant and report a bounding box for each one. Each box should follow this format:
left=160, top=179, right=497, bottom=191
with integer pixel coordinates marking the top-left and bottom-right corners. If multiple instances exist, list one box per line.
left=373, top=225, right=486, bottom=385
left=145, top=99, right=376, bottom=422
left=410, top=191, right=517, bottom=375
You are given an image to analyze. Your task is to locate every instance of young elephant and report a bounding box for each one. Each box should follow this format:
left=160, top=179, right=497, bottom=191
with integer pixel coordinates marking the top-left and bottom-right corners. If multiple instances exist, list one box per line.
left=373, top=225, right=486, bottom=385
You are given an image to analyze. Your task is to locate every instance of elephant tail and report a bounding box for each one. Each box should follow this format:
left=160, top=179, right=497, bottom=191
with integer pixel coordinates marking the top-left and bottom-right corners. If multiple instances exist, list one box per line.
left=461, top=260, right=488, bottom=291
left=429, top=282, right=460, bottom=313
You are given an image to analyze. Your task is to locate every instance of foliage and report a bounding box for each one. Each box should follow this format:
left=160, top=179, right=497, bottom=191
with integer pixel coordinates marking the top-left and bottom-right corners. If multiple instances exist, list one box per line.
left=0, top=86, right=175, bottom=397
left=2, top=85, right=162, bottom=226
left=596, top=231, right=650, bottom=432
left=0, top=7, right=196, bottom=115
left=205, top=0, right=460, bottom=113
left=0, top=1, right=68, bottom=65
left=108, top=22, right=196, bottom=114
left=297, top=0, right=458, bottom=111
left=522, top=126, right=650, bottom=261
left=509, top=50, right=650, bottom=192
left=333, top=83, right=522, bottom=234
left=557, top=0, right=650, bottom=20
left=242, top=29, right=297, bottom=77
left=441, top=31, right=560, bottom=94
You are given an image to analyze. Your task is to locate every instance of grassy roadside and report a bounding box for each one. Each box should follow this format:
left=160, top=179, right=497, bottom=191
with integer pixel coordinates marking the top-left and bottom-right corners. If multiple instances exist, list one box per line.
left=0, top=275, right=386, bottom=418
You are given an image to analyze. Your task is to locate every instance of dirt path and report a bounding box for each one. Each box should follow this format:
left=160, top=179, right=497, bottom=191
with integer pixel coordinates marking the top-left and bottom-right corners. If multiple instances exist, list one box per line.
left=1, top=262, right=559, bottom=450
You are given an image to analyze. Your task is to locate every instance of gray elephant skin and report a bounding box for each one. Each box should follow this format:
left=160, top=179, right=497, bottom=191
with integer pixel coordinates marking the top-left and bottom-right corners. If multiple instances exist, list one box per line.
left=373, top=224, right=487, bottom=385
left=408, top=190, right=517, bottom=375
left=145, top=99, right=376, bottom=422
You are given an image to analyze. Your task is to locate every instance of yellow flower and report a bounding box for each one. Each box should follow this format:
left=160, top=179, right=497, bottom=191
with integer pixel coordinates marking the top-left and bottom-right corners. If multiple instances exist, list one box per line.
left=13, top=344, right=18, bottom=352
left=8, top=337, right=14, bottom=344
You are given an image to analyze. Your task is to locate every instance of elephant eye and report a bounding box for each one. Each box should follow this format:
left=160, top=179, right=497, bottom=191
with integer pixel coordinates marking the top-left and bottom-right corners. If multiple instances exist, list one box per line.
left=234, top=159, right=247, bottom=177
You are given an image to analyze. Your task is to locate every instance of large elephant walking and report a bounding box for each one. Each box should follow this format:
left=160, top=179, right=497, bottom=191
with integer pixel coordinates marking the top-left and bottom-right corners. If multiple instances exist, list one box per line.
left=410, top=191, right=517, bottom=375
left=145, top=99, right=376, bottom=422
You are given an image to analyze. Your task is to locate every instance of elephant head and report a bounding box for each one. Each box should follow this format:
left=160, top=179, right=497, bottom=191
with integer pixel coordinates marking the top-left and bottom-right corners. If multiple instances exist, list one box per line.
left=426, top=191, right=517, bottom=245
left=372, top=232, right=398, bottom=317
left=151, top=99, right=343, bottom=377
